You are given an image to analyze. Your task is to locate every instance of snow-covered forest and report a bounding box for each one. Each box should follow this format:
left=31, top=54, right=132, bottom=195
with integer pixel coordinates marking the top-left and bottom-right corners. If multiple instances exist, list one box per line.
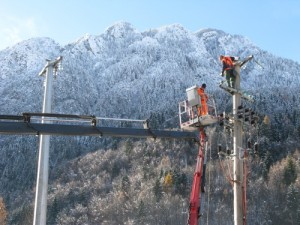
left=0, top=22, right=299, bottom=224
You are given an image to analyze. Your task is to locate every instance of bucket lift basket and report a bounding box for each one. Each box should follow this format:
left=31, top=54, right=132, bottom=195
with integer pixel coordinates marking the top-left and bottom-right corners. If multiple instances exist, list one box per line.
left=179, top=85, right=218, bottom=131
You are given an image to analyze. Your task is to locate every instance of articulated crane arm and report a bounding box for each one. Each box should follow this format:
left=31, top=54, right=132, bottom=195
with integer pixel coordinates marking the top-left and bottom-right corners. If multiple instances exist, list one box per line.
left=188, top=127, right=206, bottom=225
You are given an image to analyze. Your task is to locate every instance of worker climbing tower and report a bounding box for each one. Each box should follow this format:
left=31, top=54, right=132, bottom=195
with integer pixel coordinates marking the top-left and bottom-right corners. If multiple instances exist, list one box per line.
left=179, top=85, right=218, bottom=225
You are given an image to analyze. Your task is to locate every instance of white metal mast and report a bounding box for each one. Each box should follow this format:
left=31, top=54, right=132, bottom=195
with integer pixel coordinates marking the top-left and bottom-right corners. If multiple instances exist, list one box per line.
left=33, top=56, right=62, bottom=225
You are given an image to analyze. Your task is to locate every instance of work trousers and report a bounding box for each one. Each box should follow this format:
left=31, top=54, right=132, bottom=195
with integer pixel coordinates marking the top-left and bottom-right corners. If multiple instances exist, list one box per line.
left=225, top=69, right=235, bottom=88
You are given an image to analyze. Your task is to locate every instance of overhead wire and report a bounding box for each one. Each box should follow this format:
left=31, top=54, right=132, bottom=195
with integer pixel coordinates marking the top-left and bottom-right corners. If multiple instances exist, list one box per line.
left=206, top=130, right=213, bottom=225
left=218, top=127, right=234, bottom=186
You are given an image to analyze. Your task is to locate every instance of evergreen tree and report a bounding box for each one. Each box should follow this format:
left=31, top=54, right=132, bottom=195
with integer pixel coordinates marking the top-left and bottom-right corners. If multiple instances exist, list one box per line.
left=111, top=162, right=121, bottom=179
left=137, top=200, right=146, bottom=224
left=171, top=169, right=188, bottom=196
left=153, top=179, right=163, bottom=202
left=285, top=184, right=299, bottom=224
left=262, top=151, right=273, bottom=180
left=121, top=175, right=131, bottom=195
left=124, top=140, right=133, bottom=157
left=48, top=197, right=60, bottom=224
left=176, top=173, right=188, bottom=196
left=283, top=156, right=297, bottom=186
left=297, top=208, right=300, bottom=225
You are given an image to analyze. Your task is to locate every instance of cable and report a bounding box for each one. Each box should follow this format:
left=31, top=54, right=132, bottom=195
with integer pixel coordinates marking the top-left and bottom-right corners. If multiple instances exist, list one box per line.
left=219, top=158, right=234, bottom=186
left=218, top=127, right=234, bottom=186
left=206, top=135, right=212, bottom=225
left=242, top=150, right=249, bottom=225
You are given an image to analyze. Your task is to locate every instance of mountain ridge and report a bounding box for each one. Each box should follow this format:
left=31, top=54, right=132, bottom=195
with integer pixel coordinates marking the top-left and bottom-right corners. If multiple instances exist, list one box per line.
left=0, top=21, right=300, bottom=224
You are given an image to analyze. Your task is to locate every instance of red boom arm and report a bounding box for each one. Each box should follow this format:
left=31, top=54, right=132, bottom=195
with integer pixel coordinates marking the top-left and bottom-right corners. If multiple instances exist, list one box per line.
left=188, top=127, right=206, bottom=225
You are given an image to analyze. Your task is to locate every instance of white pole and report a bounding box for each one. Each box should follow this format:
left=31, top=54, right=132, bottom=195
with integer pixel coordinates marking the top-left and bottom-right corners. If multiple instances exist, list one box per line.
left=233, top=63, right=243, bottom=225
left=33, top=57, right=62, bottom=225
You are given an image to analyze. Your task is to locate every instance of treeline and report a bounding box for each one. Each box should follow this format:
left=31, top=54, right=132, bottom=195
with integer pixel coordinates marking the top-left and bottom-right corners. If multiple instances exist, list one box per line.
left=4, top=136, right=299, bottom=225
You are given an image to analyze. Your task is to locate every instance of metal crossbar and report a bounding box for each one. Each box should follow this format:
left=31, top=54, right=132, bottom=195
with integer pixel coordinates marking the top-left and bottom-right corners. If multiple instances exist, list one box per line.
left=0, top=113, right=198, bottom=141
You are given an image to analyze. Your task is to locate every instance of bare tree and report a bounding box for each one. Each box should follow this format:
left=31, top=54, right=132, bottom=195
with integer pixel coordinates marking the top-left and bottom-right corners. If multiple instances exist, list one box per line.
left=0, top=197, right=8, bottom=225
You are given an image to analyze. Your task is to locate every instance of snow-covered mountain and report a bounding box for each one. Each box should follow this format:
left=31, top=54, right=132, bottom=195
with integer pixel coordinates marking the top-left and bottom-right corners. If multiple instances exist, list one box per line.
left=1, top=22, right=299, bottom=122
left=0, top=22, right=300, bottom=224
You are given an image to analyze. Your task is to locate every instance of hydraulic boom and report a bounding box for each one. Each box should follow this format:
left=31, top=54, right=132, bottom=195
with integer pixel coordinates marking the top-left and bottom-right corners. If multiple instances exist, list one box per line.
left=187, top=127, right=206, bottom=225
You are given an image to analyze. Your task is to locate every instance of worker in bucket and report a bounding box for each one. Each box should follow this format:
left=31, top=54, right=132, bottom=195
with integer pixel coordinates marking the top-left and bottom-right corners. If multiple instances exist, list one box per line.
left=197, top=83, right=208, bottom=116
left=219, top=55, right=237, bottom=88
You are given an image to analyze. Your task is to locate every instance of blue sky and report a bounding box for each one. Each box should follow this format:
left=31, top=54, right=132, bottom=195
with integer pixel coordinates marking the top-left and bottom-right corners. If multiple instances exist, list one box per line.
left=0, top=0, right=299, bottom=63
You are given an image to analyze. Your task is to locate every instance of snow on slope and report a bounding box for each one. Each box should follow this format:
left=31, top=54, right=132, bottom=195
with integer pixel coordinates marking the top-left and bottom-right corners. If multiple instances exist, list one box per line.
left=0, top=21, right=299, bottom=123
